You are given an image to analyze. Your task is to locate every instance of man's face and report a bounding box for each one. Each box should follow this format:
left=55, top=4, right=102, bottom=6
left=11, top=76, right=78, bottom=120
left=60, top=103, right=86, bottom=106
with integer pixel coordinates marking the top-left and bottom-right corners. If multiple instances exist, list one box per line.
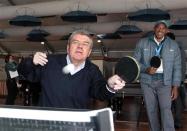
left=67, top=34, right=92, bottom=64
left=154, top=23, right=168, bottom=41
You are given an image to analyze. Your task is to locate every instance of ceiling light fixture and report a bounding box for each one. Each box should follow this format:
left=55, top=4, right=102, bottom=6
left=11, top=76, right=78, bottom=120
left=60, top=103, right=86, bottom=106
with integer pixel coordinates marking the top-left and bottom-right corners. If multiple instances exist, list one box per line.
left=9, top=7, right=41, bottom=26
left=27, top=29, right=49, bottom=38
left=26, top=36, right=47, bottom=42
left=116, top=25, right=142, bottom=35
left=97, top=39, right=102, bottom=43
left=62, top=11, right=97, bottom=23
left=9, top=15, right=41, bottom=26
left=97, top=33, right=121, bottom=39
left=128, top=8, right=170, bottom=22
left=61, top=1, right=97, bottom=23
left=27, top=29, right=49, bottom=42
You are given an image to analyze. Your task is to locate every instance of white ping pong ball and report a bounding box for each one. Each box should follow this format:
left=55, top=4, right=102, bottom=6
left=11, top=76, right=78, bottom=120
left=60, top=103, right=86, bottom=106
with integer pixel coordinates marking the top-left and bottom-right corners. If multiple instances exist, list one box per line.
left=62, top=64, right=75, bottom=74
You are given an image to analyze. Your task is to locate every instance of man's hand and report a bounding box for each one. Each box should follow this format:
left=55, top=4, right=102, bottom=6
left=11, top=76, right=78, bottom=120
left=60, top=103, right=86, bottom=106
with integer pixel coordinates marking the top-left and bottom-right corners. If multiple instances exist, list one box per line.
left=33, top=52, right=48, bottom=66
left=107, top=75, right=125, bottom=91
left=171, top=86, right=178, bottom=100
left=146, top=67, right=157, bottom=75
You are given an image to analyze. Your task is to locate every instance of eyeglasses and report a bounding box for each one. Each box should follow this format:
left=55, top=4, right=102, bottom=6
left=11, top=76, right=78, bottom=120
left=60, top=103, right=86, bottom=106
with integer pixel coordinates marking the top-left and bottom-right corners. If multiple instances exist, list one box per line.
left=71, top=40, right=91, bottom=48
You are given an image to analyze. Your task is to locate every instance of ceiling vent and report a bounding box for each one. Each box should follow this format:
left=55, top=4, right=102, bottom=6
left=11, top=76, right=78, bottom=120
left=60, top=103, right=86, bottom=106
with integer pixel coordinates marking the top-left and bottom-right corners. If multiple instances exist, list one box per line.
left=128, top=9, right=170, bottom=22
left=61, top=11, right=97, bottom=22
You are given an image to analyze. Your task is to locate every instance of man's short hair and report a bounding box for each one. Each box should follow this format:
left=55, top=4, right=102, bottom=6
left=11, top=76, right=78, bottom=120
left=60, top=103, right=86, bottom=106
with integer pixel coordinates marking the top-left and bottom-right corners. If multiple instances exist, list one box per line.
left=68, top=30, right=93, bottom=48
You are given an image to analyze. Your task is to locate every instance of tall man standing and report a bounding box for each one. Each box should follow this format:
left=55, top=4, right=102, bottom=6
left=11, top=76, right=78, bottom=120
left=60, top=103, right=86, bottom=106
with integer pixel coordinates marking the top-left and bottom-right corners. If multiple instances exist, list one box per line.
left=134, top=21, right=181, bottom=131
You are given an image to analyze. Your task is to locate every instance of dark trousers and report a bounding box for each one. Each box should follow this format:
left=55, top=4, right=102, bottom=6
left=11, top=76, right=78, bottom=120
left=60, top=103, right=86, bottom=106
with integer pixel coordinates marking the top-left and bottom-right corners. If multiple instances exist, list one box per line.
left=5, top=79, right=18, bottom=105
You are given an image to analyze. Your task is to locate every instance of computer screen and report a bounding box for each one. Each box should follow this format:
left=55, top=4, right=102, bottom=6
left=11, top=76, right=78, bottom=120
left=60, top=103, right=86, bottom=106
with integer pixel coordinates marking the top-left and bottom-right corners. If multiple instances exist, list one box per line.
left=0, top=106, right=114, bottom=131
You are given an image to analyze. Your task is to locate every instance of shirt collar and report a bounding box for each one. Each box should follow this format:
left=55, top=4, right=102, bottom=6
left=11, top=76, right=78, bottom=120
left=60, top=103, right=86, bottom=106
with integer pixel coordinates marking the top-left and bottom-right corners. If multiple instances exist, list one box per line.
left=154, top=36, right=165, bottom=45
left=66, top=55, right=85, bottom=75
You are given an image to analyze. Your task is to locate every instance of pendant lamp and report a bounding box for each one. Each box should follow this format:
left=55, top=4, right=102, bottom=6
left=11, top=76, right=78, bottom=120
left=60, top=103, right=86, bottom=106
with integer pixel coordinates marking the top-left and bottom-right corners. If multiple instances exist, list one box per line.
left=97, top=33, right=121, bottom=39
left=27, top=29, right=49, bottom=38
left=62, top=11, right=97, bottom=22
left=26, top=36, right=46, bottom=42
left=9, top=15, right=41, bottom=26
left=116, top=25, right=142, bottom=35
left=128, top=9, right=170, bottom=22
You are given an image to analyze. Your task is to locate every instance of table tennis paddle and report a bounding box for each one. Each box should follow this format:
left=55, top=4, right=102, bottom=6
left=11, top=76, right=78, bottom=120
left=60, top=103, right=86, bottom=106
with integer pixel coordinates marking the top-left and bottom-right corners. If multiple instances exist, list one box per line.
left=115, top=56, right=140, bottom=83
left=150, top=56, right=161, bottom=68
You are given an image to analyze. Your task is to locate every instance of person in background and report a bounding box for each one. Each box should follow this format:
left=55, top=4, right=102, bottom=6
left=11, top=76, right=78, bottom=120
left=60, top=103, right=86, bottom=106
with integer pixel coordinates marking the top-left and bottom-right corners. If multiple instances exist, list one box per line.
left=134, top=21, right=181, bottom=131
left=166, top=32, right=186, bottom=129
left=18, top=30, right=125, bottom=109
left=4, top=54, right=19, bottom=105
left=18, top=56, right=41, bottom=106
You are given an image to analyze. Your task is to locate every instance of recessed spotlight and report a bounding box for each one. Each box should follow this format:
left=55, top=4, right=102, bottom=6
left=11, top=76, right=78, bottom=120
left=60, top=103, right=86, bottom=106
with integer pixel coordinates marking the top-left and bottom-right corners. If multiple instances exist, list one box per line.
left=97, top=39, right=102, bottom=43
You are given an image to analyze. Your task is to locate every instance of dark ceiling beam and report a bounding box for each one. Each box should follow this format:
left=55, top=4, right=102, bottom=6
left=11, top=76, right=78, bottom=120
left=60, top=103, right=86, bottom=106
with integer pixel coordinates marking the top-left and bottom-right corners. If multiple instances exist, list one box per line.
left=0, top=42, right=11, bottom=54
left=7, top=0, right=16, bottom=5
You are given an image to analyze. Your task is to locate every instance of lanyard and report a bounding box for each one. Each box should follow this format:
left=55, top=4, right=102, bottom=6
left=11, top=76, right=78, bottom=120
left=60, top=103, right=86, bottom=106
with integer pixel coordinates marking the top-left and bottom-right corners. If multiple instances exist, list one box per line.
left=155, top=43, right=164, bottom=57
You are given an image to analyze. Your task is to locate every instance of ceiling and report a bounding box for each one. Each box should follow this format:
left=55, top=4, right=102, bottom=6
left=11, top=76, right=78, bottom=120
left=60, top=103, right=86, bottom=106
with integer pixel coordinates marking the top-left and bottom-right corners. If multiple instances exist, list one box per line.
left=0, top=0, right=187, bottom=57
